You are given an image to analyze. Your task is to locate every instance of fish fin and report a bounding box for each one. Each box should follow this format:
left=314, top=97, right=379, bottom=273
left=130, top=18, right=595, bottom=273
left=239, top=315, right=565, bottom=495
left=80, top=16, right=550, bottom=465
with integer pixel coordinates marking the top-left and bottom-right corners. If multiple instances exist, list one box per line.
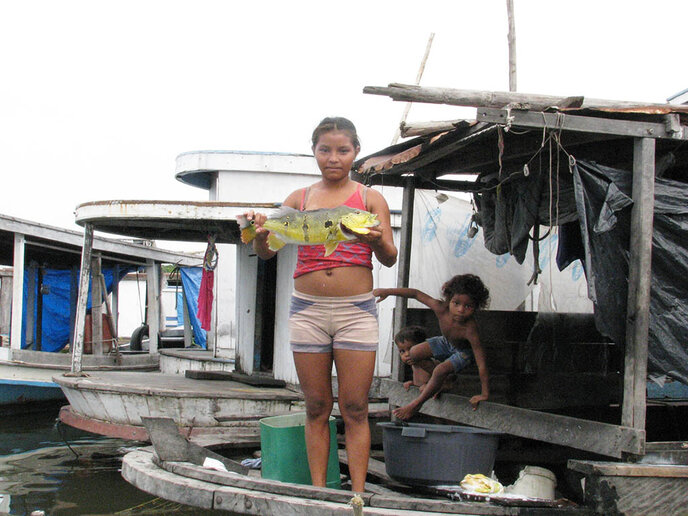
left=323, top=240, right=339, bottom=257
left=271, top=205, right=299, bottom=218
left=236, top=215, right=256, bottom=244
left=267, top=234, right=286, bottom=252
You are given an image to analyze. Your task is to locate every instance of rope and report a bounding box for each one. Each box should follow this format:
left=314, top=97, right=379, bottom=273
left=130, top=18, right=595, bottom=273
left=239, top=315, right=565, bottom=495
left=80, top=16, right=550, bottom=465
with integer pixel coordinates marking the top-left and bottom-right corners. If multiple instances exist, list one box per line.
left=55, top=418, right=80, bottom=458
left=203, top=235, right=218, bottom=271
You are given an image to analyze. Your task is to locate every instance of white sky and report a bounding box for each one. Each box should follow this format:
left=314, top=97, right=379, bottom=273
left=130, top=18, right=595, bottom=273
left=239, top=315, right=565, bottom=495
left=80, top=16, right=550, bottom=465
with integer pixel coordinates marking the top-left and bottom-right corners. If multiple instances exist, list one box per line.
left=2, top=0, right=686, bottom=242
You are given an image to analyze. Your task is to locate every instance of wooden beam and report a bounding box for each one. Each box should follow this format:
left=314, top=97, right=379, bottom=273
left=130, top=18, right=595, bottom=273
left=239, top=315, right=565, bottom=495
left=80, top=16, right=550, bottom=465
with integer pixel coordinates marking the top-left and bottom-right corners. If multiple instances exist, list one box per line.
left=390, top=33, right=434, bottom=145
left=25, top=262, right=36, bottom=349
left=621, top=138, right=656, bottom=433
left=182, top=288, right=193, bottom=347
left=69, top=265, right=78, bottom=347
left=401, top=120, right=462, bottom=137
left=111, top=264, right=120, bottom=336
left=391, top=178, right=414, bottom=382
left=71, top=223, right=94, bottom=374
left=146, top=260, right=161, bottom=354
left=357, top=173, right=480, bottom=192
left=91, top=255, right=103, bottom=356
left=10, top=233, right=26, bottom=350
left=506, top=0, right=517, bottom=92
left=99, top=269, right=118, bottom=361
left=477, top=108, right=688, bottom=140
left=363, top=83, right=674, bottom=110
left=382, top=378, right=644, bottom=458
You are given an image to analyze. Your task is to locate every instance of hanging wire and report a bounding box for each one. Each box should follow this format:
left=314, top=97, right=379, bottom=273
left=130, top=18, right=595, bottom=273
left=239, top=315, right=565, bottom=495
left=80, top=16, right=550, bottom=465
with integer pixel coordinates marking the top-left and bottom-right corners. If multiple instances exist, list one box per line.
left=478, top=126, right=577, bottom=196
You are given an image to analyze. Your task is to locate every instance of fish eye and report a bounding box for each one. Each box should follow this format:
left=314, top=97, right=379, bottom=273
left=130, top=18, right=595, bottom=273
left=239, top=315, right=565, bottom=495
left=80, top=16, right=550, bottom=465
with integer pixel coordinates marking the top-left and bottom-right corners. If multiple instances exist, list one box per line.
left=283, top=221, right=289, bottom=227
left=324, top=220, right=333, bottom=228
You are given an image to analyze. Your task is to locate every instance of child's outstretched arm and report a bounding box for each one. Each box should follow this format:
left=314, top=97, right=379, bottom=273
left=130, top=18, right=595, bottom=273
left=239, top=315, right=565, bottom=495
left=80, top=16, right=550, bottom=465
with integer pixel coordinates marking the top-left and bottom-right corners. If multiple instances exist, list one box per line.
left=392, top=360, right=454, bottom=420
left=373, top=288, right=440, bottom=310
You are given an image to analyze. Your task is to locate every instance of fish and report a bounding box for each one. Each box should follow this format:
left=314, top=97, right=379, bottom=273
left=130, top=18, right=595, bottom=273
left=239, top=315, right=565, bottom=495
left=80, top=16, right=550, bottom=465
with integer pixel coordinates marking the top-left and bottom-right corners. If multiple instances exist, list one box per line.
left=236, top=205, right=379, bottom=257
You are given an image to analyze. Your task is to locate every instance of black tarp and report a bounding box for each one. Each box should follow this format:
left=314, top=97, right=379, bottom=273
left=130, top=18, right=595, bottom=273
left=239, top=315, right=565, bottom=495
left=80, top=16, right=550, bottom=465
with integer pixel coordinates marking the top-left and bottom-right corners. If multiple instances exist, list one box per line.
left=572, top=160, right=688, bottom=384
left=474, top=159, right=688, bottom=383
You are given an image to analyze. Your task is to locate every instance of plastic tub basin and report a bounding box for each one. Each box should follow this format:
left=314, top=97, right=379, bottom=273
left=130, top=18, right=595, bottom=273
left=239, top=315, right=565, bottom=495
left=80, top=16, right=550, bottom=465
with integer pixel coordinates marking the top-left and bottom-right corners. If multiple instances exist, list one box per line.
left=378, top=421, right=500, bottom=486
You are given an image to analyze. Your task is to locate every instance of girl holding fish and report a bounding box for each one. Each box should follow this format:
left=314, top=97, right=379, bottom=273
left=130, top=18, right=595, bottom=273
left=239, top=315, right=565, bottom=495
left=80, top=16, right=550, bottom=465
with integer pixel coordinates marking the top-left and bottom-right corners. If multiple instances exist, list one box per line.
left=241, top=117, right=397, bottom=493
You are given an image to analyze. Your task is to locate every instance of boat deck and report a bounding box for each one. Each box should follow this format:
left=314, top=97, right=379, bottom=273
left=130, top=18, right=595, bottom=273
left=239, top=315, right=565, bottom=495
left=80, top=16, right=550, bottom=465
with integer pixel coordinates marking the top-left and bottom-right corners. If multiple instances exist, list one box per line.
left=53, top=370, right=301, bottom=401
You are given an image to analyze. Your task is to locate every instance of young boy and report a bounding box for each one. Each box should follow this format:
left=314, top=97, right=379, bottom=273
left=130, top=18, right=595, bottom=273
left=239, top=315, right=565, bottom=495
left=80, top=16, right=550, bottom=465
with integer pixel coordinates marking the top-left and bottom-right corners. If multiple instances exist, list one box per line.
left=374, top=274, right=490, bottom=420
left=394, top=325, right=436, bottom=391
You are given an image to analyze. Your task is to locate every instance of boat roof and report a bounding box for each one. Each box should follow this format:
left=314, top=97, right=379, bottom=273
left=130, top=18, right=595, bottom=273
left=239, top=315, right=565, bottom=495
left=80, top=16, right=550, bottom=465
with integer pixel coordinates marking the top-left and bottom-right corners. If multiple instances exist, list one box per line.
left=0, top=212, right=200, bottom=268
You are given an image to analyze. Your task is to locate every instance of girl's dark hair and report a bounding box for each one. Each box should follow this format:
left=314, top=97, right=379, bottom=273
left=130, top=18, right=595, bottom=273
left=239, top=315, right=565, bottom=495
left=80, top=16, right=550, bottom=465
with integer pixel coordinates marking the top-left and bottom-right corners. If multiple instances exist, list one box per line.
left=441, top=274, right=490, bottom=309
left=394, top=325, right=427, bottom=344
left=311, top=117, right=360, bottom=149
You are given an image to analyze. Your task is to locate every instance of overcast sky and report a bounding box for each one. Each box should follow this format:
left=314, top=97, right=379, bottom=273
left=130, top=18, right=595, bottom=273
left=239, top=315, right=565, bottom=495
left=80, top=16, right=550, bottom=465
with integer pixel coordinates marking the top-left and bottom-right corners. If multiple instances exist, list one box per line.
left=2, top=0, right=686, bottom=239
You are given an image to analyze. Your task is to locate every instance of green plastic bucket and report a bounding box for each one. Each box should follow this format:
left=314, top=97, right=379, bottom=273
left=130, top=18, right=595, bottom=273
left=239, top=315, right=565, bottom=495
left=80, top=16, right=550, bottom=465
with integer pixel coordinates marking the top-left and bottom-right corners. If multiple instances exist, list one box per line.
left=260, top=412, right=341, bottom=489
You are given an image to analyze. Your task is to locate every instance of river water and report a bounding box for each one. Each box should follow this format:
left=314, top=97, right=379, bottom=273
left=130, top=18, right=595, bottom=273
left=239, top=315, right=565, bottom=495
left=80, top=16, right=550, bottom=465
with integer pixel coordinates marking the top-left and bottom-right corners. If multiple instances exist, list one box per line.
left=0, top=402, right=226, bottom=515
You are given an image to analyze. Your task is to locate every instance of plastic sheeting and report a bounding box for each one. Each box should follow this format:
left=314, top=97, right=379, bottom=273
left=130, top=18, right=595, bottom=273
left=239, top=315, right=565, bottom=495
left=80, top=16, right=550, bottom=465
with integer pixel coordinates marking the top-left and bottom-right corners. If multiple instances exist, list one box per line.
left=21, top=267, right=129, bottom=352
left=179, top=267, right=207, bottom=348
left=572, top=161, right=688, bottom=383
left=409, top=190, right=592, bottom=313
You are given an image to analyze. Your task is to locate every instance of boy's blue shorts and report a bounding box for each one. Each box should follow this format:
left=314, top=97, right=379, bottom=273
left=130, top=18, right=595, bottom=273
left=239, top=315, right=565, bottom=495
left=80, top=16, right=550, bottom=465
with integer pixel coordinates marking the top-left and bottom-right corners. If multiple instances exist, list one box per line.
left=427, top=336, right=474, bottom=372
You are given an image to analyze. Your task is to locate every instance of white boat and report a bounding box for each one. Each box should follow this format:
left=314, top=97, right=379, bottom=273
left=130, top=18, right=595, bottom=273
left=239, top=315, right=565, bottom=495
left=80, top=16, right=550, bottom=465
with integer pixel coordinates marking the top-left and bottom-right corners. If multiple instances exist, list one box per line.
left=0, top=213, right=198, bottom=409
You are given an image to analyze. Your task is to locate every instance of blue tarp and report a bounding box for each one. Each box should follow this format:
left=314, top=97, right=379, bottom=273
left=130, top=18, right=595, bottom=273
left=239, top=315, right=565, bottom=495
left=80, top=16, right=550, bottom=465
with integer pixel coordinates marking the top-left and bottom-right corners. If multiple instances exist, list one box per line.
left=21, top=267, right=131, bottom=352
left=179, top=267, right=207, bottom=348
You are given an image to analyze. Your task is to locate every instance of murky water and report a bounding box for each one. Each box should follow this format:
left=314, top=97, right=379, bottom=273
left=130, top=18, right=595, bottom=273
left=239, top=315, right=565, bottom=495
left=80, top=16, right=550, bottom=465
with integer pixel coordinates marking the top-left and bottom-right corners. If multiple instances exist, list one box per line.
left=0, top=403, right=231, bottom=515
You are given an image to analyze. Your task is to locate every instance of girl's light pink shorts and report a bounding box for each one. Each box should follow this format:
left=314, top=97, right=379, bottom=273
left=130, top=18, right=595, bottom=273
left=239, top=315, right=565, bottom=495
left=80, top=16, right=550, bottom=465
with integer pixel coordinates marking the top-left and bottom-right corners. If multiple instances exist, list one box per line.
left=289, top=291, right=379, bottom=353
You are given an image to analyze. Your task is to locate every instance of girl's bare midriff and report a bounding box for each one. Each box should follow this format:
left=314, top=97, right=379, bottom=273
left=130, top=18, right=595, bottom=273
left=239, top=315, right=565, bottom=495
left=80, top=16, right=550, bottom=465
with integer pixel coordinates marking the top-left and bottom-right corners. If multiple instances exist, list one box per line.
left=294, top=265, right=373, bottom=297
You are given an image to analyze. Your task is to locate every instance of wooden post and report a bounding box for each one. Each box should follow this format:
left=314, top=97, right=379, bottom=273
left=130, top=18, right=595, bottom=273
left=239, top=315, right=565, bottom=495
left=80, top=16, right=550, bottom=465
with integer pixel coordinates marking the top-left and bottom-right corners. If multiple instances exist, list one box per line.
left=146, top=260, right=160, bottom=354
left=69, top=265, right=78, bottom=347
left=35, top=266, right=44, bottom=351
left=91, top=255, right=103, bottom=355
left=10, top=233, right=26, bottom=350
left=0, top=270, right=12, bottom=338
left=390, top=33, right=434, bottom=145
left=391, top=177, right=415, bottom=382
left=99, top=271, right=118, bottom=360
left=71, top=223, right=94, bottom=375
left=506, top=0, right=517, bottom=92
left=621, top=137, right=655, bottom=437
left=182, top=288, right=193, bottom=347
left=111, top=264, right=120, bottom=336
left=25, top=262, right=36, bottom=349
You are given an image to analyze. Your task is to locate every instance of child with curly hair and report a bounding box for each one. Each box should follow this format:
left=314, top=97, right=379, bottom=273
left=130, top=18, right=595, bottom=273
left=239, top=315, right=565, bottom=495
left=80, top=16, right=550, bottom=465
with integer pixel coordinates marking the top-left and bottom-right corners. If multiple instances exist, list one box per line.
left=374, top=274, right=490, bottom=420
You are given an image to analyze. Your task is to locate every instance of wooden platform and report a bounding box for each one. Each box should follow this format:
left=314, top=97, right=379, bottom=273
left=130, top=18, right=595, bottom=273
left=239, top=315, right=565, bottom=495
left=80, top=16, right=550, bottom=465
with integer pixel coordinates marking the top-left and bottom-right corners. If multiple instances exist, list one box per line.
left=568, top=459, right=688, bottom=515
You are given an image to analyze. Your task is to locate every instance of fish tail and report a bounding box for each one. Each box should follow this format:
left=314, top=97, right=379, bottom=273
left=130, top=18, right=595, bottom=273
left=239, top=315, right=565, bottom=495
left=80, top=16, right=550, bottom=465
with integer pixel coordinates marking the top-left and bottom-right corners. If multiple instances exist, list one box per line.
left=236, top=214, right=256, bottom=244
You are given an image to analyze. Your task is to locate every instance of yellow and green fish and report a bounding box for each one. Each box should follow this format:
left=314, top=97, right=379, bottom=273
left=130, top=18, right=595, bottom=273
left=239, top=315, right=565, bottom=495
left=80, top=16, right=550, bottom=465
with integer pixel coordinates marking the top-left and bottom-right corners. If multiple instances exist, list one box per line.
left=237, top=206, right=379, bottom=257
